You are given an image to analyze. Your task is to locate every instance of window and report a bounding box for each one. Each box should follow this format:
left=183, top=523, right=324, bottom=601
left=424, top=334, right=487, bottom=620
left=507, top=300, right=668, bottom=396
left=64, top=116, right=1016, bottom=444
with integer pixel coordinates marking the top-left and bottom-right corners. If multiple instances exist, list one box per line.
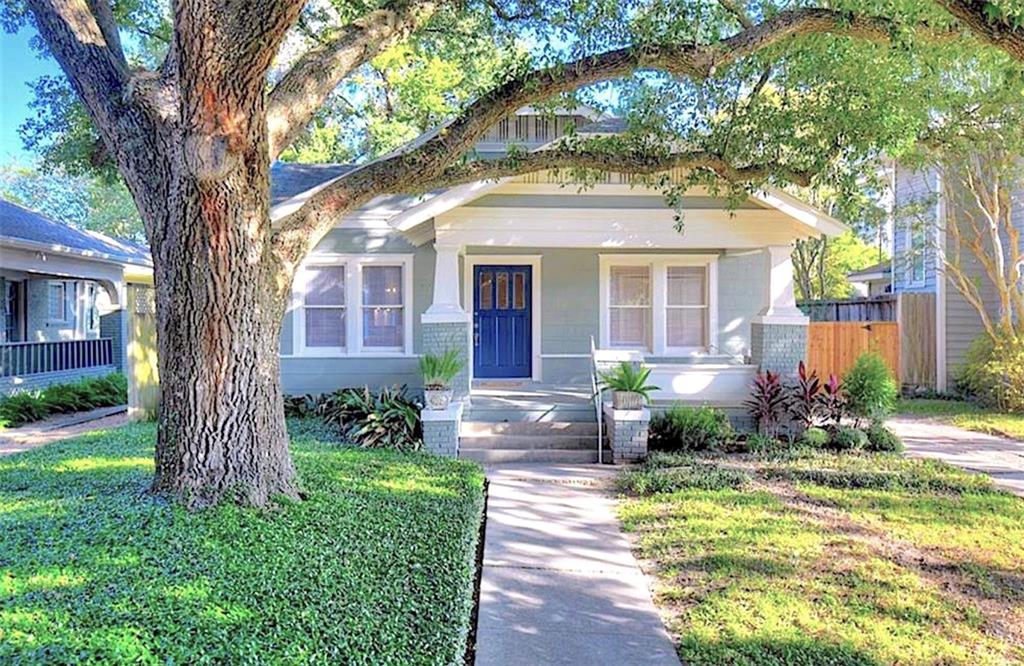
left=601, top=256, right=717, bottom=355
left=906, top=220, right=927, bottom=286
left=292, top=255, right=412, bottom=356
left=47, top=282, right=67, bottom=322
left=301, top=265, right=346, bottom=350
left=608, top=266, right=651, bottom=348
left=362, top=265, right=404, bottom=349
left=666, top=266, right=707, bottom=348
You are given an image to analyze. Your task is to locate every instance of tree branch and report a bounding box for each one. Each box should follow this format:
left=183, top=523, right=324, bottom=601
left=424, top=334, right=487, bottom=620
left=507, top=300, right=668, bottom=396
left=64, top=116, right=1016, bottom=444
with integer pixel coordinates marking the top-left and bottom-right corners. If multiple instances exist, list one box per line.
left=266, top=0, right=441, bottom=159
left=718, top=0, right=754, bottom=29
left=934, top=0, right=1024, bottom=61
left=272, top=6, right=945, bottom=263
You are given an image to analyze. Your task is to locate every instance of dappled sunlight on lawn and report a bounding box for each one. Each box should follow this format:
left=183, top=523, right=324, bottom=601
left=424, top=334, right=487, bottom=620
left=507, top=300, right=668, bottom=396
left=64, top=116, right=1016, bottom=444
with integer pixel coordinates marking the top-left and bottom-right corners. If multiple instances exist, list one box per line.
left=620, top=453, right=1023, bottom=665
left=0, top=420, right=485, bottom=663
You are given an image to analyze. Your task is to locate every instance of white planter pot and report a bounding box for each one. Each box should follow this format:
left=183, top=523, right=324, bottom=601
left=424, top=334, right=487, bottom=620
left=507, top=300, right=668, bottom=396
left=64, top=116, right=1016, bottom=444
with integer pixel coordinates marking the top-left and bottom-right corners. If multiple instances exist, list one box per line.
left=613, top=391, right=644, bottom=410
left=424, top=388, right=454, bottom=410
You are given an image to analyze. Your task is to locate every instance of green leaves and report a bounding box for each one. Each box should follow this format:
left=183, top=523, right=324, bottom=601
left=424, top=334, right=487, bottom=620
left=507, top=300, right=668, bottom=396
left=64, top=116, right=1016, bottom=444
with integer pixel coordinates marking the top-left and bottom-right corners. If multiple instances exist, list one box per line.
left=0, top=422, right=485, bottom=663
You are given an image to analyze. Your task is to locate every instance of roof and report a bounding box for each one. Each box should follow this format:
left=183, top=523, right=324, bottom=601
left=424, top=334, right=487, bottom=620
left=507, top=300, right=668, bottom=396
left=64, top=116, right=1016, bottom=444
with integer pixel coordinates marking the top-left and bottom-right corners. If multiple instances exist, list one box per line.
left=576, top=117, right=628, bottom=134
left=847, top=261, right=891, bottom=281
left=0, top=199, right=151, bottom=267
left=270, top=162, right=356, bottom=206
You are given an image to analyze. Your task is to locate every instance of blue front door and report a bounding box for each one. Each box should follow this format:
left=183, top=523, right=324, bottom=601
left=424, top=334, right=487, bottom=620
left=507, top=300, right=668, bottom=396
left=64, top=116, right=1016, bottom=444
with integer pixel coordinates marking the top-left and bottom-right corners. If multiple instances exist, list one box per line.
left=473, top=265, right=531, bottom=378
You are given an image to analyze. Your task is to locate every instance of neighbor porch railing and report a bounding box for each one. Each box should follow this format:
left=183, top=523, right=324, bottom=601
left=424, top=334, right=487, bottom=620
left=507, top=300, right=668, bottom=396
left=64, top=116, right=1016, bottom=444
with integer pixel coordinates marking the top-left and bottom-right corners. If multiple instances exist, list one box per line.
left=1, top=338, right=114, bottom=378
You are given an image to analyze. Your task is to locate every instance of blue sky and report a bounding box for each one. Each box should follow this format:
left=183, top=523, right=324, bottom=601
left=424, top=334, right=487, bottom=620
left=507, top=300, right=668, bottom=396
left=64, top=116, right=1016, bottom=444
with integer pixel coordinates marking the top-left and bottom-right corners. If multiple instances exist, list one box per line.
left=0, top=26, right=60, bottom=164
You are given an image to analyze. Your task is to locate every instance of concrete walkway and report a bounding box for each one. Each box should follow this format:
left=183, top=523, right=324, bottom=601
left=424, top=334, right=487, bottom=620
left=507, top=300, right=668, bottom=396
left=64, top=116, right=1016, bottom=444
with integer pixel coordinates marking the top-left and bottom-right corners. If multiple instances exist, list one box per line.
left=0, top=405, right=127, bottom=456
left=475, top=463, right=680, bottom=666
left=888, top=417, right=1024, bottom=497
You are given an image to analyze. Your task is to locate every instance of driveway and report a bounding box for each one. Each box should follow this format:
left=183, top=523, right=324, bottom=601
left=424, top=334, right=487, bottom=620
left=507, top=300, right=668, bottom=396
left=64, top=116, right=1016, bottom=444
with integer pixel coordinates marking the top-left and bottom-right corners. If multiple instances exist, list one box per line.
left=887, top=417, right=1024, bottom=497
left=0, top=406, right=128, bottom=456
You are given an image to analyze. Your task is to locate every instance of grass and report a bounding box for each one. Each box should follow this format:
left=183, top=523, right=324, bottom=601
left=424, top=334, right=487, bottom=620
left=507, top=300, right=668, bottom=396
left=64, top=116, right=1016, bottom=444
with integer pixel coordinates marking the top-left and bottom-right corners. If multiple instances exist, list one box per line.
left=897, top=398, right=1024, bottom=440
left=618, top=451, right=1024, bottom=665
left=0, top=419, right=485, bottom=664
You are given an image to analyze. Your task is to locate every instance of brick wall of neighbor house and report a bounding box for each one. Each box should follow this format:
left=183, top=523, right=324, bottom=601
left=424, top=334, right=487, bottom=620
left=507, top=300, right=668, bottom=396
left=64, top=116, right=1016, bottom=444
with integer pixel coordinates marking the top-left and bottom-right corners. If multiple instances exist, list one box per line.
left=0, top=365, right=116, bottom=395
left=23, top=278, right=101, bottom=342
left=750, top=322, right=807, bottom=376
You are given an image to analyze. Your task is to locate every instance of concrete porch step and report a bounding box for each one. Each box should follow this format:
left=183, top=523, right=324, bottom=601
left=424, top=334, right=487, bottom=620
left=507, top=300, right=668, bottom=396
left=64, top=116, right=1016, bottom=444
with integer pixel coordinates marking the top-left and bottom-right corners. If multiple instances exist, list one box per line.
left=464, top=407, right=596, bottom=423
left=460, top=421, right=599, bottom=437
left=459, top=448, right=602, bottom=464
left=460, top=434, right=598, bottom=451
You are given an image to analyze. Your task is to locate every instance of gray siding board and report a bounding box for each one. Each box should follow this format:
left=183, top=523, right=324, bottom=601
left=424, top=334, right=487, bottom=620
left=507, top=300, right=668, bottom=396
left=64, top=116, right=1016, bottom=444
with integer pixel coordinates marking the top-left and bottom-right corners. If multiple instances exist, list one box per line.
left=893, top=166, right=938, bottom=294
left=717, top=252, right=764, bottom=358
left=280, top=357, right=419, bottom=395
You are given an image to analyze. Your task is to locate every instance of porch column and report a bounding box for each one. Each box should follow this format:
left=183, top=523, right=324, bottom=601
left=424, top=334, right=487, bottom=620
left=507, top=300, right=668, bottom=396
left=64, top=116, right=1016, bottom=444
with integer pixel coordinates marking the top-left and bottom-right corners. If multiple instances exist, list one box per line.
left=750, top=244, right=808, bottom=375
left=421, top=242, right=470, bottom=401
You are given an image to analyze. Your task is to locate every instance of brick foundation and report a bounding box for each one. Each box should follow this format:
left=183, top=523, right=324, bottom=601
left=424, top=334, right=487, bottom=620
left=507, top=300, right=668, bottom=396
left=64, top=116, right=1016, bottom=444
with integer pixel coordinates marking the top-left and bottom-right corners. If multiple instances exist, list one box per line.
left=604, top=406, right=651, bottom=464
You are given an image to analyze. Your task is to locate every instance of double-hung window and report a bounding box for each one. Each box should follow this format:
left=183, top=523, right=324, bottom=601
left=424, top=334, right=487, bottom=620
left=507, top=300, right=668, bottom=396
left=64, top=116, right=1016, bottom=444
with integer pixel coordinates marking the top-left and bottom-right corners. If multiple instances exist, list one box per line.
left=293, top=255, right=412, bottom=356
left=608, top=266, right=652, bottom=349
left=601, top=256, right=717, bottom=355
left=301, top=265, right=347, bottom=352
left=47, top=281, right=68, bottom=323
left=906, top=220, right=927, bottom=286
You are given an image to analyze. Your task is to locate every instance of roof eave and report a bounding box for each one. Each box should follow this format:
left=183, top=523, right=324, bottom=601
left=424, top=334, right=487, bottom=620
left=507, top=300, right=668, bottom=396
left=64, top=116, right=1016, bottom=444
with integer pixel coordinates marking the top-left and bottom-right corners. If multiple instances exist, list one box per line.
left=0, top=235, right=152, bottom=268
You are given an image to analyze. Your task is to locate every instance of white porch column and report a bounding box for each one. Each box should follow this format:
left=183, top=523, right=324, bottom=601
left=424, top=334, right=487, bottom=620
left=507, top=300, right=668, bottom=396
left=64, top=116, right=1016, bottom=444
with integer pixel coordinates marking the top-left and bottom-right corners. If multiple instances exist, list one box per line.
left=752, top=244, right=808, bottom=325
left=750, top=244, right=807, bottom=375
left=421, top=242, right=471, bottom=402
left=423, top=242, right=469, bottom=323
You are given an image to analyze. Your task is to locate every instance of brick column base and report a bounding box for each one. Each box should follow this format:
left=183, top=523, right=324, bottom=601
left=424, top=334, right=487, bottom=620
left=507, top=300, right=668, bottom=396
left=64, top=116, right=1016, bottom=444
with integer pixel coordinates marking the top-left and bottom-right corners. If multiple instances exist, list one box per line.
left=421, top=320, right=470, bottom=401
left=750, top=321, right=807, bottom=376
left=422, top=401, right=463, bottom=458
left=604, top=406, right=651, bottom=464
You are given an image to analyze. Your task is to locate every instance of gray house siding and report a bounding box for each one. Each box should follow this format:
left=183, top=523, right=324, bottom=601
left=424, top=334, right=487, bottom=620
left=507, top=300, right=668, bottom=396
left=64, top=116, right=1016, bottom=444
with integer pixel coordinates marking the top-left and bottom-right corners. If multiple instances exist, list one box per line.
left=279, top=229, right=434, bottom=395
left=893, top=166, right=939, bottom=294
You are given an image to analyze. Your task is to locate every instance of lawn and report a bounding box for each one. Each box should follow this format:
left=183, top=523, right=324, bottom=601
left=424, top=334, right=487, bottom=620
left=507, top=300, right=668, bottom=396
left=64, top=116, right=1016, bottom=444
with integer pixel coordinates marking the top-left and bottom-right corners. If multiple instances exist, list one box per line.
left=0, top=420, right=485, bottom=665
left=618, top=451, right=1024, bottom=665
left=898, top=398, right=1024, bottom=440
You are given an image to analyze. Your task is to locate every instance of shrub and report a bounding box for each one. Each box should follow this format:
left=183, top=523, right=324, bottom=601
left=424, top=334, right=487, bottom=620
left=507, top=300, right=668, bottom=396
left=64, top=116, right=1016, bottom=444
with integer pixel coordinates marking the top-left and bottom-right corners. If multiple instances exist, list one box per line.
left=829, top=425, right=869, bottom=451
left=0, top=373, right=127, bottom=428
left=820, top=373, right=847, bottom=430
left=844, top=352, right=898, bottom=423
left=865, top=421, right=903, bottom=453
left=801, top=426, right=830, bottom=449
left=618, top=459, right=749, bottom=495
left=320, top=385, right=422, bottom=450
left=788, top=361, right=822, bottom=430
left=742, top=432, right=783, bottom=454
left=745, top=370, right=788, bottom=437
left=648, top=405, right=734, bottom=452
left=284, top=394, right=321, bottom=418
left=956, top=334, right=1024, bottom=413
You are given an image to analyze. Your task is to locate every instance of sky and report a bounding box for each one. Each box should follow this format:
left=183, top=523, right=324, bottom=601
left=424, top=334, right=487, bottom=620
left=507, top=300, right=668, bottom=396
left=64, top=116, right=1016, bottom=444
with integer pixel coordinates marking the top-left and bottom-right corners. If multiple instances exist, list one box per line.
left=0, top=26, right=61, bottom=164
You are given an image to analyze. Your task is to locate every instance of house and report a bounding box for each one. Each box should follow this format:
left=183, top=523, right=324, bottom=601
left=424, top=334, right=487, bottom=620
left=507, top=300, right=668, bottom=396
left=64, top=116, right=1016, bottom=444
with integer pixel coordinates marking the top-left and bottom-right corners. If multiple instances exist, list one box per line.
left=889, top=164, right=1023, bottom=392
left=847, top=260, right=892, bottom=297
left=0, top=199, right=153, bottom=393
left=271, top=109, right=846, bottom=460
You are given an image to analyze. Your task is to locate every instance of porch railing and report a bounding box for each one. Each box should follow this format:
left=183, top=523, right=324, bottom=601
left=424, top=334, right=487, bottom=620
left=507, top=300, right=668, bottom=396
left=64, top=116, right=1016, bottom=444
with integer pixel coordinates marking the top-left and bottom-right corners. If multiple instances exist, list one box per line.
left=1, top=338, right=114, bottom=378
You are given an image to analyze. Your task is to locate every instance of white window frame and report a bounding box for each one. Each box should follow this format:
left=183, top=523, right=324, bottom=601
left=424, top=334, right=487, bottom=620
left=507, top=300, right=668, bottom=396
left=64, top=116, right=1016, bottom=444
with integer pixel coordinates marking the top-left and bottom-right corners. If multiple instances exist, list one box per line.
left=291, top=254, right=414, bottom=358
left=599, top=254, right=718, bottom=356
left=47, top=280, right=69, bottom=324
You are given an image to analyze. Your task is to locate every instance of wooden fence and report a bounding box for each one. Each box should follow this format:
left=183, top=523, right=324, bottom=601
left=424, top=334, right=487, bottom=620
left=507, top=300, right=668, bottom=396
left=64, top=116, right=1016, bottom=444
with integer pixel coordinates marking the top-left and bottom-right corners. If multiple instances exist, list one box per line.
left=807, top=321, right=901, bottom=381
left=127, top=284, right=160, bottom=420
left=800, top=295, right=897, bottom=322
left=897, top=293, right=936, bottom=389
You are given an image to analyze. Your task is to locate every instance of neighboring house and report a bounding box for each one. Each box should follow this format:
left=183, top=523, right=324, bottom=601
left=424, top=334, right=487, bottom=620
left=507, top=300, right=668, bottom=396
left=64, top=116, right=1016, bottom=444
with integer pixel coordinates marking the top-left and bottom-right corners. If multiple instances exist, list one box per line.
left=889, top=164, right=1024, bottom=392
left=0, top=199, right=153, bottom=393
left=847, top=261, right=892, bottom=297
left=270, top=108, right=846, bottom=435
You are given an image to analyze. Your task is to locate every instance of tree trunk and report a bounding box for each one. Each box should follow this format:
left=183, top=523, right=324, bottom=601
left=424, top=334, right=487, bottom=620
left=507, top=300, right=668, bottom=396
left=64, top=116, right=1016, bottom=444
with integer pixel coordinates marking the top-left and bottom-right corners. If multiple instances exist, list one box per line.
left=146, top=91, right=300, bottom=507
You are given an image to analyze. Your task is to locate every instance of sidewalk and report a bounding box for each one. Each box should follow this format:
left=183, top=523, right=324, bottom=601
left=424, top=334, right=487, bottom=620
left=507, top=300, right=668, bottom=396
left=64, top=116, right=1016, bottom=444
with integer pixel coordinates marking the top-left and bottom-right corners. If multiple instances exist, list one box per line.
left=0, top=405, right=128, bottom=456
left=474, top=463, right=680, bottom=666
left=888, top=417, right=1024, bottom=497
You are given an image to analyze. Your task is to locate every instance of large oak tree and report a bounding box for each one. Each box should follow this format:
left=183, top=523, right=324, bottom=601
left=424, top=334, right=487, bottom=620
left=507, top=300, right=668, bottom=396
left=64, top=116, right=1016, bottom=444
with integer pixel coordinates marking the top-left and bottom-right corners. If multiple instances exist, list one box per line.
left=11, top=0, right=1024, bottom=505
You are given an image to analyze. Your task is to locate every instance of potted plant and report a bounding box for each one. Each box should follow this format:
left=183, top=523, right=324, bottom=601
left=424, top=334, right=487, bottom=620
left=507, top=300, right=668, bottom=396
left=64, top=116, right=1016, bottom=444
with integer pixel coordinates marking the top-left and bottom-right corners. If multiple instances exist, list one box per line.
left=598, top=361, right=659, bottom=409
left=419, top=349, right=464, bottom=410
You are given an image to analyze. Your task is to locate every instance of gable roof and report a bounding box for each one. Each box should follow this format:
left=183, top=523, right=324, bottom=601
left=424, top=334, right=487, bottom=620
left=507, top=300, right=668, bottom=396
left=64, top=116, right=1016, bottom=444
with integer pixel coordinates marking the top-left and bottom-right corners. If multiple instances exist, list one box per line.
left=847, top=261, right=891, bottom=281
left=0, top=199, right=151, bottom=267
left=270, top=162, right=356, bottom=206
